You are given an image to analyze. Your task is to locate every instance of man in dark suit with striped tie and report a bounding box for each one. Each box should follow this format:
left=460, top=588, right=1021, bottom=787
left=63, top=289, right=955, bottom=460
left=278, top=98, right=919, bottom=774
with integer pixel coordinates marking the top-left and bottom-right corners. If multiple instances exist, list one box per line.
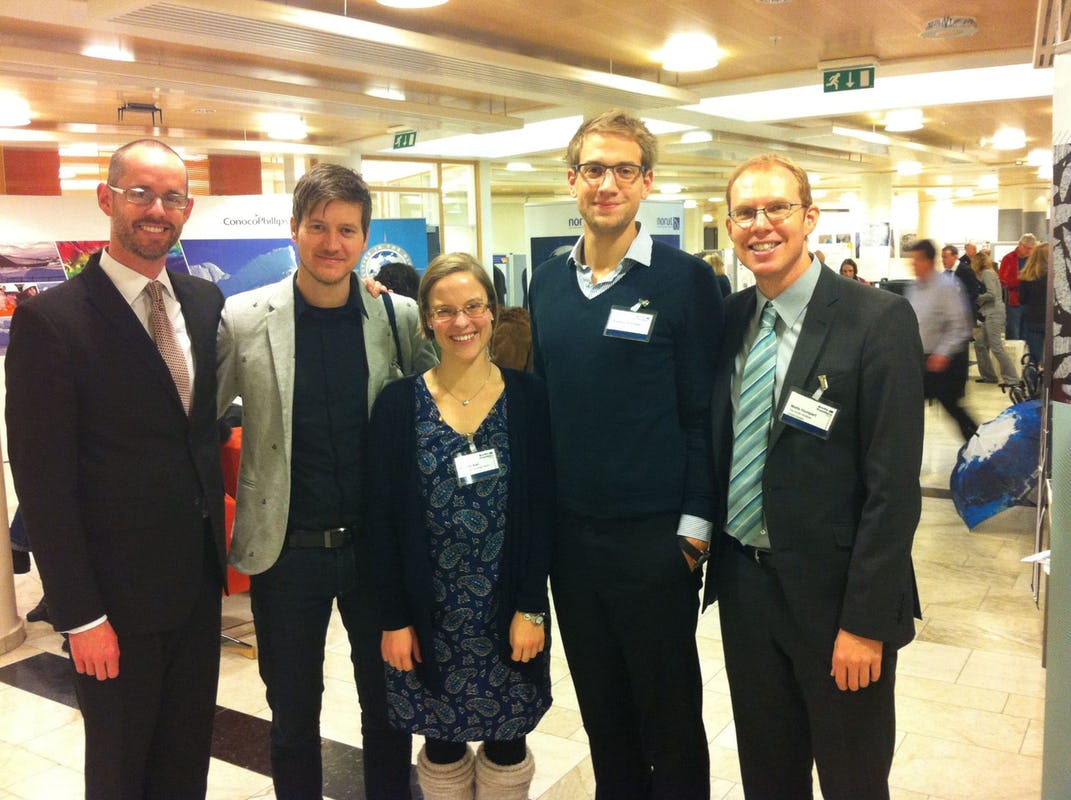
left=706, top=153, right=924, bottom=799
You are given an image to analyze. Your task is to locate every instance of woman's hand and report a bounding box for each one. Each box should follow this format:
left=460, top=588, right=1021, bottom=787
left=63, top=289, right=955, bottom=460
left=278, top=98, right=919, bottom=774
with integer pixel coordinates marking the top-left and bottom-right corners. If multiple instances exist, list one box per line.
left=382, top=626, right=422, bottom=671
left=509, top=612, right=546, bottom=663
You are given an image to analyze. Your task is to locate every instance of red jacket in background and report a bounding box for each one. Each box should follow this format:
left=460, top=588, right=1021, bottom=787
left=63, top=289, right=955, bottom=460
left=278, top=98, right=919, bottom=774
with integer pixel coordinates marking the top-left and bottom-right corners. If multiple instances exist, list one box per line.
left=999, top=249, right=1024, bottom=307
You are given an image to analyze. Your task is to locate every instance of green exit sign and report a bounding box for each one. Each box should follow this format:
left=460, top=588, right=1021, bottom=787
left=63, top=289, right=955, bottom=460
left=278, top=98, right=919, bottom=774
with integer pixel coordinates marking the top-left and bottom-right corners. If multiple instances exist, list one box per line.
left=393, top=130, right=417, bottom=149
left=823, top=66, right=875, bottom=93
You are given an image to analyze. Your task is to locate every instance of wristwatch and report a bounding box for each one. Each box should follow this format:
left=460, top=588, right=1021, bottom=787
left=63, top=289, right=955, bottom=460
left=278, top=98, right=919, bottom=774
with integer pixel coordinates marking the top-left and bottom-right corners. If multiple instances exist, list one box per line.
left=522, top=612, right=546, bottom=625
left=678, top=537, right=711, bottom=568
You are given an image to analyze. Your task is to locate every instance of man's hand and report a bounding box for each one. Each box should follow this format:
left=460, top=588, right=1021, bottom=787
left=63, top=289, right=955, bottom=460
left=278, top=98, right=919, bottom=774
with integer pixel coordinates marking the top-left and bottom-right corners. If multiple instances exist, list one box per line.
left=382, top=626, right=421, bottom=671
left=69, top=621, right=120, bottom=681
left=363, top=277, right=389, bottom=298
left=680, top=536, right=710, bottom=571
left=830, top=628, right=883, bottom=691
left=925, top=353, right=950, bottom=373
left=509, top=612, right=546, bottom=663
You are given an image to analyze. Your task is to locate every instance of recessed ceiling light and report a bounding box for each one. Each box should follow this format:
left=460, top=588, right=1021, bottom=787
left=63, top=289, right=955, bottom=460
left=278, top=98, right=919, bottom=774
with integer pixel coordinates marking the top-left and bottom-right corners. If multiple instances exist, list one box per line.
left=684, top=199, right=698, bottom=209
left=0, top=95, right=30, bottom=126
left=896, top=160, right=923, bottom=176
left=660, top=183, right=683, bottom=195
left=1026, top=148, right=1052, bottom=166
left=376, top=0, right=447, bottom=7
left=978, top=174, right=999, bottom=190
left=680, top=130, right=713, bottom=144
left=990, top=127, right=1026, bottom=150
left=920, top=16, right=978, bottom=38
left=702, top=214, right=714, bottom=223
left=367, top=87, right=407, bottom=102
left=505, top=162, right=534, bottom=172
left=263, top=113, right=307, bottom=140
left=82, top=44, right=135, bottom=62
left=659, top=34, right=720, bottom=72
left=883, top=108, right=923, bottom=132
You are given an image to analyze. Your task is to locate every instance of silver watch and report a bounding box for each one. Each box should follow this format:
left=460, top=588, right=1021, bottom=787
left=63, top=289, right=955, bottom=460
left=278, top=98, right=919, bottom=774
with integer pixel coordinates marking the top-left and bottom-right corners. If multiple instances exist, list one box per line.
left=522, top=612, right=546, bottom=625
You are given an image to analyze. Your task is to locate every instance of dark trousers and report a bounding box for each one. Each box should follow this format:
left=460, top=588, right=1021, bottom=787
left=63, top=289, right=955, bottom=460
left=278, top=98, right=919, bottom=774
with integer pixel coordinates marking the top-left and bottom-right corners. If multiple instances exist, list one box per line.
left=249, top=541, right=412, bottom=800
left=923, top=350, right=977, bottom=440
left=73, top=550, right=222, bottom=800
left=551, top=509, right=709, bottom=800
left=1006, top=304, right=1023, bottom=340
left=716, top=537, right=897, bottom=800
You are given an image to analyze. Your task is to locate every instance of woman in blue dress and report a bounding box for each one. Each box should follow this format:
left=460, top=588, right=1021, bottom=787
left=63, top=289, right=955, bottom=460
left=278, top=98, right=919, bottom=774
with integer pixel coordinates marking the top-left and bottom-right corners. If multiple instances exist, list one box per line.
left=366, top=253, right=554, bottom=800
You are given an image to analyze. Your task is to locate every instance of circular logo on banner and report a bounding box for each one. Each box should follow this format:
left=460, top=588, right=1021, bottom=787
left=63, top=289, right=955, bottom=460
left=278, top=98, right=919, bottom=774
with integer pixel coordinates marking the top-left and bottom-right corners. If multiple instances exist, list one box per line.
left=360, top=243, right=414, bottom=278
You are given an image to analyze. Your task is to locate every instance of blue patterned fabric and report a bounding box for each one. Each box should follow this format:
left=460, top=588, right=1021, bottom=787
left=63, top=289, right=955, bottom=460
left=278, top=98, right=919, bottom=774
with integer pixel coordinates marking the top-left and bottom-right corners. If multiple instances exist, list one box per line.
left=384, top=377, right=551, bottom=741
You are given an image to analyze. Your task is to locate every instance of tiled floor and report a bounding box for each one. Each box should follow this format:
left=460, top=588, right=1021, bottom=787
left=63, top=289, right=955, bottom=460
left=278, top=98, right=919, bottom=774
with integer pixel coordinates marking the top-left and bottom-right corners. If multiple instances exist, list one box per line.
left=0, top=368, right=1046, bottom=800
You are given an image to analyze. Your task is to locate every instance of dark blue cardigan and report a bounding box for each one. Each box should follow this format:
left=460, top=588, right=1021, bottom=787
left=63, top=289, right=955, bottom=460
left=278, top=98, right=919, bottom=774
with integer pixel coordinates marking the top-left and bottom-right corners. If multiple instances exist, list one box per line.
left=364, top=369, right=555, bottom=692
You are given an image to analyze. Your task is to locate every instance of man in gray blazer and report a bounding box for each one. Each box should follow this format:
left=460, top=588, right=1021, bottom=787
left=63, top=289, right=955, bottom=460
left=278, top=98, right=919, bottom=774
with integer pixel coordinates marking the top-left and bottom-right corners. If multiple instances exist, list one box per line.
left=707, top=153, right=924, bottom=799
left=217, top=164, right=437, bottom=799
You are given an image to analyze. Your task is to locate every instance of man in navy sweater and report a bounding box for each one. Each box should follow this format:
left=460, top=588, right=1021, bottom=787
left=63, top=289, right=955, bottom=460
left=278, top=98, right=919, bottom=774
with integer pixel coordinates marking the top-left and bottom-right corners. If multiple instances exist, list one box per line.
left=529, top=110, right=722, bottom=800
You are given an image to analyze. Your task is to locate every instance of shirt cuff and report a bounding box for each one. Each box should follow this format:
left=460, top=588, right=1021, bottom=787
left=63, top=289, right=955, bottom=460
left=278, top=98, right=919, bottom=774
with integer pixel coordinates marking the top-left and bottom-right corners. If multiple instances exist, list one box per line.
left=64, top=615, right=108, bottom=635
left=676, top=514, right=713, bottom=544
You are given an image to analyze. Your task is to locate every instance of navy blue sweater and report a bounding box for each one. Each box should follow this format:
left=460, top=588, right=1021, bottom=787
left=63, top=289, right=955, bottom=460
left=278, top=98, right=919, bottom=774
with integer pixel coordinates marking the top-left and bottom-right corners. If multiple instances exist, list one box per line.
left=529, top=241, right=722, bottom=520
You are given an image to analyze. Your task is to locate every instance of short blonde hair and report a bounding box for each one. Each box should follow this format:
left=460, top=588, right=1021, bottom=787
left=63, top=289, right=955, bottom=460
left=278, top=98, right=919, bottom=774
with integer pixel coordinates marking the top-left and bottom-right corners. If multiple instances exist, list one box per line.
left=725, top=153, right=812, bottom=210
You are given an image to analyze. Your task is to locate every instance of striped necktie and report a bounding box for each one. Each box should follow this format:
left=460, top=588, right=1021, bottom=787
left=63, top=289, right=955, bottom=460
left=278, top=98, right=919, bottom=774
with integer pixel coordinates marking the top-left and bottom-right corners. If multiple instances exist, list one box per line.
left=726, top=301, right=778, bottom=544
left=146, top=280, right=191, bottom=414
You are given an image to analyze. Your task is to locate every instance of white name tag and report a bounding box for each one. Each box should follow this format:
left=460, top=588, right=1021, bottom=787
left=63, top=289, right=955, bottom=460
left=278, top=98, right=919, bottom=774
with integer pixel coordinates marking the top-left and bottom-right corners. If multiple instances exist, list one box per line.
left=454, top=447, right=500, bottom=486
left=604, top=306, right=656, bottom=342
left=779, top=388, right=839, bottom=439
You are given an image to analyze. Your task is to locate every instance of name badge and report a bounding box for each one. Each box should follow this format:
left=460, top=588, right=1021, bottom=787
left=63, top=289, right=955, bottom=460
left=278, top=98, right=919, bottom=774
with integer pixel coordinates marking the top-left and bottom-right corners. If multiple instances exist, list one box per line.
left=454, top=447, right=500, bottom=486
left=604, top=300, right=657, bottom=342
left=779, top=386, right=839, bottom=439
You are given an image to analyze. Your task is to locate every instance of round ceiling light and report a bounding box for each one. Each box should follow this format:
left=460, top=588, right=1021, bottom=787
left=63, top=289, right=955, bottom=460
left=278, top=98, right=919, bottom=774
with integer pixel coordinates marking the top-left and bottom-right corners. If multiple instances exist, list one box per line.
left=0, top=95, right=30, bottom=127
left=990, top=128, right=1026, bottom=150
left=659, top=33, right=720, bottom=72
left=920, top=16, right=978, bottom=38
left=884, top=108, right=924, bottom=132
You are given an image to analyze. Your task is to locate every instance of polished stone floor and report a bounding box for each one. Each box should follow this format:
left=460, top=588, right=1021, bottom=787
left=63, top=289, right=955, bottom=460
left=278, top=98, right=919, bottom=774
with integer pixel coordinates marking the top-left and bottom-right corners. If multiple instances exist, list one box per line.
left=0, top=361, right=1046, bottom=799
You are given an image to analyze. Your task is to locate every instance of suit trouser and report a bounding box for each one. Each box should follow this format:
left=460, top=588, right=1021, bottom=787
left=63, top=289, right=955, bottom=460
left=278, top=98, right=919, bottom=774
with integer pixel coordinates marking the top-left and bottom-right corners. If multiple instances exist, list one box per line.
left=551, top=509, right=709, bottom=800
left=1006, top=304, right=1023, bottom=340
left=73, top=541, right=222, bottom=800
left=974, top=312, right=1018, bottom=383
left=923, top=351, right=977, bottom=441
left=249, top=540, right=412, bottom=800
left=716, top=537, right=897, bottom=800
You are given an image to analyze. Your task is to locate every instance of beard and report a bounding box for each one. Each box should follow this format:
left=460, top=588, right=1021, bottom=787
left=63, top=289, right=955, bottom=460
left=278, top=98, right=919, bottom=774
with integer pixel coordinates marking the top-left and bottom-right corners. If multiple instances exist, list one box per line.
left=113, top=215, right=181, bottom=262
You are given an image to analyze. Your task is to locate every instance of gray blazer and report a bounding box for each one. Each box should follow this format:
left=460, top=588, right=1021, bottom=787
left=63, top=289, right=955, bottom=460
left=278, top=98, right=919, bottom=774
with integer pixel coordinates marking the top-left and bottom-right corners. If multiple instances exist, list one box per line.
left=217, top=274, right=438, bottom=574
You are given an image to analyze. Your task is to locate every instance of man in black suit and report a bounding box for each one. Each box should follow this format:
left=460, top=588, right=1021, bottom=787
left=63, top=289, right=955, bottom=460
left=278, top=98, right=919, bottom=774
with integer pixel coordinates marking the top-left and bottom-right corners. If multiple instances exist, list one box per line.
left=706, top=153, right=924, bottom=799
left=6, top=139, right=226, bottom=799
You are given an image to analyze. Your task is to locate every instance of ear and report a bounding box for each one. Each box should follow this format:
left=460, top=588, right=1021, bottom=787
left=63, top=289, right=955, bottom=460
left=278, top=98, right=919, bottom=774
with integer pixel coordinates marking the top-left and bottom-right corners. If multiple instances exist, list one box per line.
left=640, top=168, right=653, bottom=200
left=290, top=216, right=298, bottom=242
left=96, top=183, right=113, bottom=216
left=803, top=204, right=820, bottom=236
left=567, top=168, right=578, bottom=197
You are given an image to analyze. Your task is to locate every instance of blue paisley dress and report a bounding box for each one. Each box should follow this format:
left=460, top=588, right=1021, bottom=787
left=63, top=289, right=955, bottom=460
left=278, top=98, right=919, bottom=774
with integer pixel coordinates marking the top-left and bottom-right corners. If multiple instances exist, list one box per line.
left=384, top=377, right=551, bottom=741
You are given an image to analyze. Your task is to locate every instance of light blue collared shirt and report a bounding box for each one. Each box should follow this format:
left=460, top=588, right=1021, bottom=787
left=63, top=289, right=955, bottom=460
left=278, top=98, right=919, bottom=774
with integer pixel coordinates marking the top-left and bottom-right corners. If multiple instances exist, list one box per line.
left=728, top=258, right=823, bottom=549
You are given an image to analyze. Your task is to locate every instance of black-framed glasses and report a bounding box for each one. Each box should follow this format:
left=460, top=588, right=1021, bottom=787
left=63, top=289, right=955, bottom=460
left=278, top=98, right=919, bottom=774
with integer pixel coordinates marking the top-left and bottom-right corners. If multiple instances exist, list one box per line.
left=107, top=184, right=191, bottom=210
left=428, top=301, right=491, bottom=323
left=727, top=202, right=805, bottom=228
left=573, top=162, right=647, bottom=184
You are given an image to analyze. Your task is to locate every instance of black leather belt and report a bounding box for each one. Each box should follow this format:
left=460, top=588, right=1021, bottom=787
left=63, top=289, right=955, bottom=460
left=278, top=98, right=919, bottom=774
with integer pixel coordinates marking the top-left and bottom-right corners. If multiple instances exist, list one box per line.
left=286, top=526, right=355, bottom=549
left=724, top=533, right=773, bottom=566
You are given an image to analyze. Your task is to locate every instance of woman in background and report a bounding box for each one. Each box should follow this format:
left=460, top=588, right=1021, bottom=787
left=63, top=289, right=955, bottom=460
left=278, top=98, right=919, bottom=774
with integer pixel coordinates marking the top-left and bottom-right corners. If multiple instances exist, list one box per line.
left=1018, top=241, right=1049, bottom=365
left=840, top=258, right=863, bottom=281
left=972, top=251, right=1019, bottom=385
left=366, top=253, right=554, bottom=800
left=702, top=252, right=732, bottom=297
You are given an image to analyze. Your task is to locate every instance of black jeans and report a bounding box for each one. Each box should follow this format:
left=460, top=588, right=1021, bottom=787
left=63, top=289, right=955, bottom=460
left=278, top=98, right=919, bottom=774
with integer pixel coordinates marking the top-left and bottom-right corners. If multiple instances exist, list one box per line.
left=250, top=540, right=412, bottom=800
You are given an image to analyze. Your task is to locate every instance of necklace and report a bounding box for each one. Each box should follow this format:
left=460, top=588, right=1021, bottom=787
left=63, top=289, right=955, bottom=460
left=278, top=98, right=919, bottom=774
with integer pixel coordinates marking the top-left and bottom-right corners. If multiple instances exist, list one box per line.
left=440, top=360, right=493, bottom=406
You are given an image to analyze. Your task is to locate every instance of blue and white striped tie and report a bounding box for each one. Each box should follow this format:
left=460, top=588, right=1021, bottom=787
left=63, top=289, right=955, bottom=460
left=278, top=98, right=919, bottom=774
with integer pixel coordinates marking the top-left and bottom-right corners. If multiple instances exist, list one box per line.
left=726, top=302, right=778, bottom=544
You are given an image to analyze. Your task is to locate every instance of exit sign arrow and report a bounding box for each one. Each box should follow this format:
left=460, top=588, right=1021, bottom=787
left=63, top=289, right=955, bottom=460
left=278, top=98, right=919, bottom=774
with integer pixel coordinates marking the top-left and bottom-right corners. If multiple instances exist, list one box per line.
left=822, top=66, right=875, bottom=93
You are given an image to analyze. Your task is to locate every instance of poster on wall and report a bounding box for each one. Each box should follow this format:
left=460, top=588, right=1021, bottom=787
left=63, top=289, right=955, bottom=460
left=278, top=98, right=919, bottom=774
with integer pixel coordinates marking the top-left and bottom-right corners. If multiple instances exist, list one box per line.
left=359, top=218, right=430, bottom=278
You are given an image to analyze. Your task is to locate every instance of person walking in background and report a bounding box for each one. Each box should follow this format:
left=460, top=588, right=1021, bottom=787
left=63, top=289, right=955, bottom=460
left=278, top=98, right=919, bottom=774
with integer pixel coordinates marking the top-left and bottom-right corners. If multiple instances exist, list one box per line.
left=6, top=139, right=227, bottom=799
left=944, top=244, right=982, bottom=320
left=907, top=239, right=978, bottom=440
left=709, top=152, right=923, bottom=800
left=529, top=110, right=721, bottom=799
left=217, top=163, right=438, bottom=799
left=702, top=252, right=733, bottom=297
left=1018, top=241, right=1049, bottom=365
left=971, top=250, right=1019, bottom=386
left=368, top=253, right=554, bottom=800
left=998, top=233, right=1037, bottom=339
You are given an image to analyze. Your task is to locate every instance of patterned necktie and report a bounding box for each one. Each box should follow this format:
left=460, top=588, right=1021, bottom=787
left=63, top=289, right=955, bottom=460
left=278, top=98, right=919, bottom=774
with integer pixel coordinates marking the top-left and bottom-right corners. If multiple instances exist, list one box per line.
left=726, top=301, right=778, bottom=544
left=146, top=280, right=191, bottom=414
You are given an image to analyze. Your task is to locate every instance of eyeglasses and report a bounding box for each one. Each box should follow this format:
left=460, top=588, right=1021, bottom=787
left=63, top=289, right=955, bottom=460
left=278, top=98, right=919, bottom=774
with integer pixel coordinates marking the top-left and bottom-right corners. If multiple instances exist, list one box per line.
left=573, top=162, right=647, bottom=184
left=428, top=301, right=491, bottom=323
left=107, top=185, right=191, bottom=210
left=727, top=202, right=805, bottom=228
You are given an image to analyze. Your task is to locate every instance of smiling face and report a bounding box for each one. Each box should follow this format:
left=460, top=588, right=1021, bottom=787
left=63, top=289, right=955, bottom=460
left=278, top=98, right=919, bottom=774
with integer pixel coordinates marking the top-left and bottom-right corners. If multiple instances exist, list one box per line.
left=292, top=199, right=368, bottom=303
left=426, top=271, right=493, bottom=364
left=726, top=163, right=819, bottom=297
left=568, top=132, right=653, bottom=239
left=97, top=144, right=192, bottom=277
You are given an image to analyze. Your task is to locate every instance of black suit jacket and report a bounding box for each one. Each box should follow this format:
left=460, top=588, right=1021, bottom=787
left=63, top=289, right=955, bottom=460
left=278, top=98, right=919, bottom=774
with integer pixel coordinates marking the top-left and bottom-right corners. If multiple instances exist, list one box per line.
left=706, top=268, right=924, bottom=649
left=6, top=253, right=226, bottom=636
